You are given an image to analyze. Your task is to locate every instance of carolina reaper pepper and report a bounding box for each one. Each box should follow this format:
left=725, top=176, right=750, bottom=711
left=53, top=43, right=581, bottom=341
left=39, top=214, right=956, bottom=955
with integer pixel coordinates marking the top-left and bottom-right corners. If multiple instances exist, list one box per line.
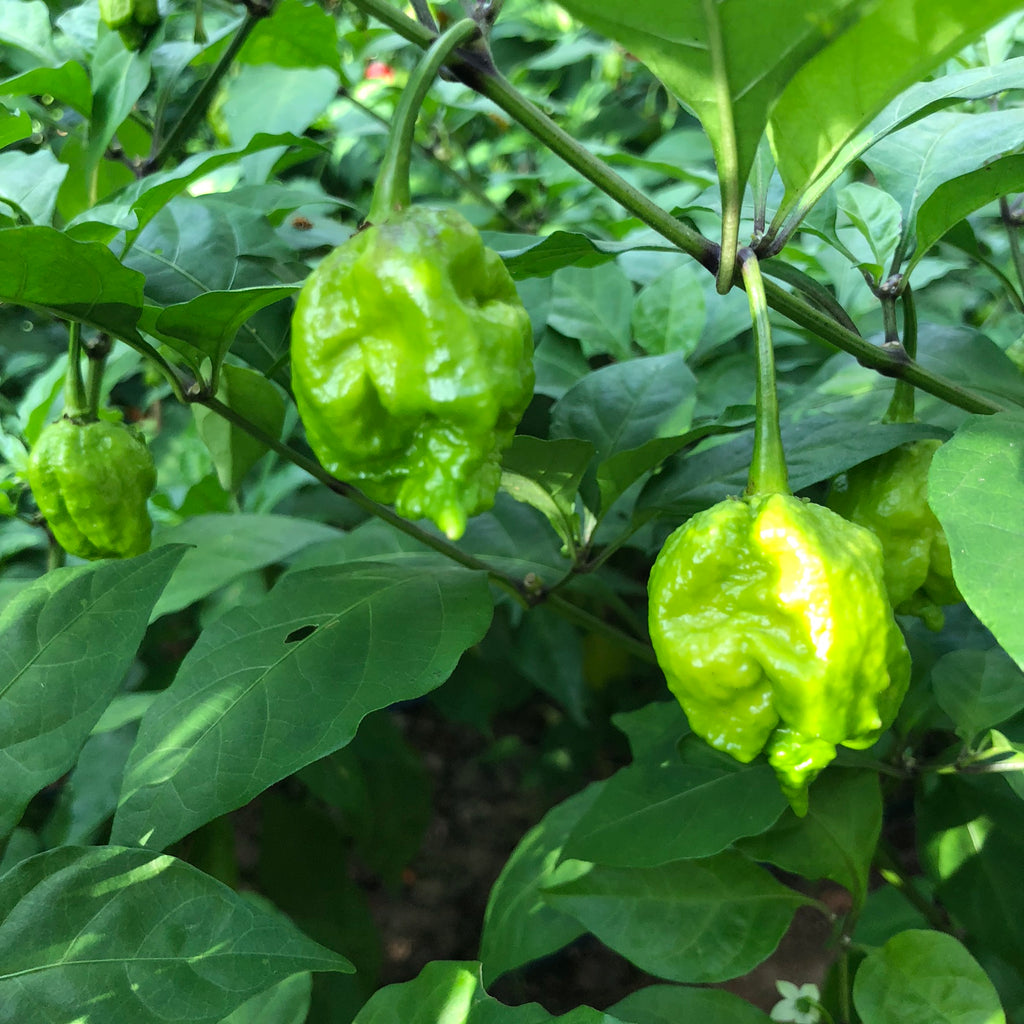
left=827, top=439, right=960, bottom=629
left=28, top=418, right=156, bottom=560
left=648, top=491, right=911, bottom=815
left=99, top=0, right=161, bottom=49
left=290, top=206, right=534, bottom=540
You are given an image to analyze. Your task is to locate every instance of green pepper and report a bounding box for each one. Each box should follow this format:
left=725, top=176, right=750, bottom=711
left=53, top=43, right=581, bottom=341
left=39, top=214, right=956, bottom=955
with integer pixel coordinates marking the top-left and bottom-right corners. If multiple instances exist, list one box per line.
left=648, top=493, right=910, bottom=814
left=28, top=418, right=156, bottom=560
left=290, top=206, right=534, bottom=540
left=827, top=440, right=961, bottom=630
left=99, top=0, right=161, bottom=50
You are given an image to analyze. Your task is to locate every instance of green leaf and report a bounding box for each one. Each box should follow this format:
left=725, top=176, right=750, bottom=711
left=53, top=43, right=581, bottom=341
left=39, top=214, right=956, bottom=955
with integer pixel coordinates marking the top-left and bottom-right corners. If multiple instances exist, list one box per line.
left=853, top=930, right=1006, bottom=1024
left=913, top=153, right=1024, bottom=275
left=610, top=984, right=772, bottom=1024
left=0, top=225, right=146, bottom=339
left=87, top=34, right=150, bottom=172
left=499, top=231, right=644, bottom=280
left=917, top=775, right=1024, bottom=972
left=770, top=56, right=1024, bottom=233
left=68, top=133, right=326, bottom=246
left=500, top=436, right=595, bottom=552
left=218, top=973, right=312, bottom=1024
left=556, top=0, right=862, bottom=268
left=551, top=353, right=697, bottom=463
left=916, top=327, right=1024, bottom=410
left=863, top=109, right=1024, bottom=269
left=737, top=769, right=882, bottom=908
left=111, top=564, right=493, bottom=850
left=631, top=264, right=706, bottom=357
left=769, top=0, right=1024, bottom=204
left=929, top=412, right=1024, bottom=672
left=239, top=0, right=342, bottom=71
left=0, top=150, right=67, bottom=226
left=0, top=0, right=60, bottom=67
left=548, top=262, right=634, bottom=360
left=932, top=648, right=1024, bottom=743
left=562, top=759, right=786, bottom=868
left=639, top=418, right=942, bottom=519
left=0, top=61, right=92, bottom=115
left=0, top=105, right=30, bottom=150
left=835, top=181, right=903, bottom=284
left=480, top=785, right=600, bottom=984
left=0, top=846, right=351, bottom=1024
left=0, top=547, right=185, bottom=839
left=151, top=513, right=340, bottom=619
left=596, top=419, right=751, bottom=519
left=544, top=852, right=810, bottom=984
left=192, top=366, right=286, bottom=491
left=351, top=960, right=620, bottom=1023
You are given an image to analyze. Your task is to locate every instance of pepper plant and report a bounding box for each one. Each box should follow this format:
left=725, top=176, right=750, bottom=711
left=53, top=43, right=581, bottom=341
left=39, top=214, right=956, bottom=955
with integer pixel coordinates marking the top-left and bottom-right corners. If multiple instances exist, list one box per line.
left=1, top=2, right=1024, bottom=1023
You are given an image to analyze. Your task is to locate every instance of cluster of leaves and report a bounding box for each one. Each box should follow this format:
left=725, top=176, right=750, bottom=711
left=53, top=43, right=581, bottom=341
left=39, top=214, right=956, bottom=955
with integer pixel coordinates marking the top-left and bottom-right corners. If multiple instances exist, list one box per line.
left=1, top=1, right=1024, bottom=1023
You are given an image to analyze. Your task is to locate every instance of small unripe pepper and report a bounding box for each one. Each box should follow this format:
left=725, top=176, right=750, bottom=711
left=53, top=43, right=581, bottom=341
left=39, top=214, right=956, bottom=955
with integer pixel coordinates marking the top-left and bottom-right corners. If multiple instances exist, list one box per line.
left=291, top=207, right=533, bottom=540
left=99, top=0, right=161, bottom=50
left=827, top=440, right=961, bottom=630
left=648, top=493, right=911, bottom=814
left=28, top=418, right=156, bottom=560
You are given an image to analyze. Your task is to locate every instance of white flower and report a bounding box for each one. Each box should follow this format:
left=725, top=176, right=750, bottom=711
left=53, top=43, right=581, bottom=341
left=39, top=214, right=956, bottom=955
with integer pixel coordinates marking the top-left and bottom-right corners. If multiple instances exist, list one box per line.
left=770, top=980, right=823, bottom=1024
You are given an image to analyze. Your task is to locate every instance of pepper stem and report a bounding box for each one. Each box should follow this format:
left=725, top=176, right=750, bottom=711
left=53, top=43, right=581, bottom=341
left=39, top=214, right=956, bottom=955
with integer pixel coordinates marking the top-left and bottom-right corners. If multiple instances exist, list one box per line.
left=741, top=248, right=789, bottom=496
left=366, top=18, right=479, bottom=225
left=64, top=321, right=90, bottom=421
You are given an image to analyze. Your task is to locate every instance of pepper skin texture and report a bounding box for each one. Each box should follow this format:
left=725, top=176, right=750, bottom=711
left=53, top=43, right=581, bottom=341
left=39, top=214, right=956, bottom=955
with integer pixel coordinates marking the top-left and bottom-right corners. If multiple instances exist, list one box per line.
left=648, top=494, right=910, bottom=814
left=99, top=0, right=160, bottom=50
left=827, top=440, right=961, bottom=630
left=291, top=206, right=534, bottom=540
left=28, top=418, right=156, bottom=560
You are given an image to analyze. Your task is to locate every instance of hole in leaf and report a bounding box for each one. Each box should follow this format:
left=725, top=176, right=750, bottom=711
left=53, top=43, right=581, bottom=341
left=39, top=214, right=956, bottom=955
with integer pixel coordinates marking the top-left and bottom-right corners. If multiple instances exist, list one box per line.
left=285, top=624, right=317, bottom=644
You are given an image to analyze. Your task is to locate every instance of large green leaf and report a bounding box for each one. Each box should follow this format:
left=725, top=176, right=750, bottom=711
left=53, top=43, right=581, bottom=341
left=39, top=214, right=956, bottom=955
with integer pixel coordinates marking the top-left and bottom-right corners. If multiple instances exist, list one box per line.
left=0, top=547, right=185, bottom=839
left=929, top=412, right=1024, bottom=672
left=768, top=56, right=1024, bottom=236
left=544, top=852, right=811, bottom=983
left=555, top=0, right=862, bottom=280
left=863, top=109, right=1024, bottom=270
left=737, top=769, right=881, bottom=908
left=0, top=225, right=146, bottom=339
left=917, top=774, right=1024, bottom=972
left=853, top=930, right=1006, bottom=1024
left=151, top=513, right=340, bottom=619
left=0, top=846, right=351, bottom=1024
left=610, top=985, right=772, bottom=1024
left=351, top=960, right=620, bottom=1024
left=479, top=785, right=600, bottom=985
left=562, top=759, right=786, bottom=868
left=111, top=564, right=493, bottom=850
left=769, top=0, right=1024, bottom=212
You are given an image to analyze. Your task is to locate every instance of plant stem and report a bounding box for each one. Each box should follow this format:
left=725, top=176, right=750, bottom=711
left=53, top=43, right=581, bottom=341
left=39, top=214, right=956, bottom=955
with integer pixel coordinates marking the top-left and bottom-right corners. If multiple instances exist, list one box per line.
left=341, top=89, right=529, bottom=231
left=837, top=952, right=852, bottom=1024
left=1001, top=196, right=1024, bottom=298
left=740, top=248, right=788, bottom=496
left=883, top=285, right=917, bottom=424
left=343, top=0, right=1004, bottom=416
left=873, top=839, right=952, bottom=933
left=367, top=18, right=480, bottom=224
left=195, top=392, right=657, bottom=658
left=147, top=5, right=268, bottom=172
left=64, top=322, right=89, bottom=420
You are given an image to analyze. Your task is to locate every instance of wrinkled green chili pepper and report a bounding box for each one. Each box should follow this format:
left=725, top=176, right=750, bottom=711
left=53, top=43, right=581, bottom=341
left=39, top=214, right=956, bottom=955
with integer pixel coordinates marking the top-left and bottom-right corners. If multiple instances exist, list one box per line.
left=827, top=439, right=961, bottom=630
left=290, top=19, right=534, bottom=540
left=290, top=206, right=534, bottom=540
left=648, top=493, right=911, bottom=815
left=648, top=252, right=910, bottom=815
left=28, top=418, right=156, bottom=560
